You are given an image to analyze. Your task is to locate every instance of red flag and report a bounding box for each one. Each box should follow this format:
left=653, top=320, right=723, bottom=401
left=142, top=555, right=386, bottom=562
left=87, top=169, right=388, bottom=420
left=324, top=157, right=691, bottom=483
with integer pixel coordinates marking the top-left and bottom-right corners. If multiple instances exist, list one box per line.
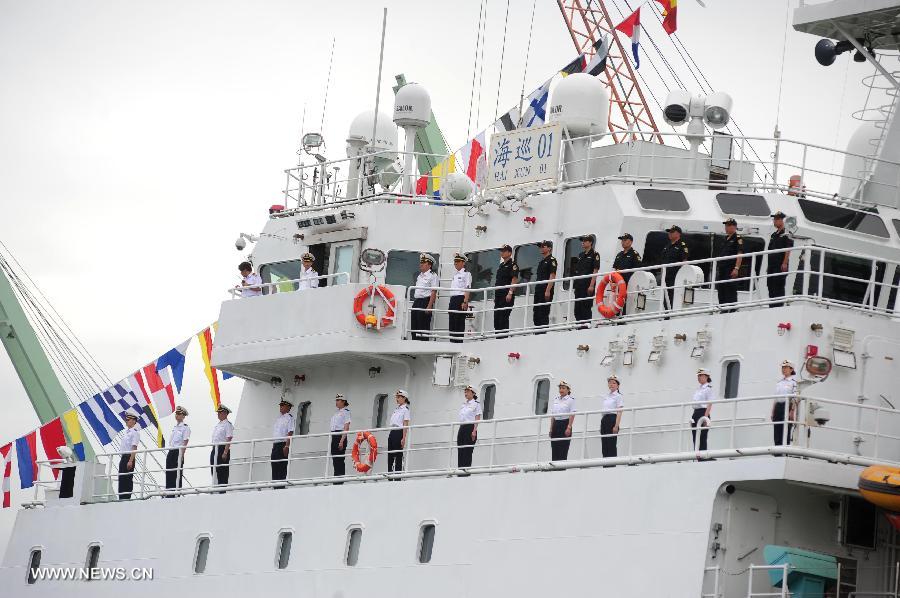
left=654, top=0, right=677, bottom=34
left=0, top=443, right=11, bottom=508
left=39, top=418, right=67, bottom=480
left=415, top=176, right=427, bottom=196
left=142, top=364, right=176, bottom=418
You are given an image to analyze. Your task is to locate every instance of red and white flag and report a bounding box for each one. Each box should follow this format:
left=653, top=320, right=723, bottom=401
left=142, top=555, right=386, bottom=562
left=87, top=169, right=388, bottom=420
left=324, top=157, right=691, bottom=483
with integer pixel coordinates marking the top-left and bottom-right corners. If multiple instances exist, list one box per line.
left=140, top=364, right=176, bottom=419
left=458, top=132, right=487, bottom=189
left=0, top=443, right=11, bottom=508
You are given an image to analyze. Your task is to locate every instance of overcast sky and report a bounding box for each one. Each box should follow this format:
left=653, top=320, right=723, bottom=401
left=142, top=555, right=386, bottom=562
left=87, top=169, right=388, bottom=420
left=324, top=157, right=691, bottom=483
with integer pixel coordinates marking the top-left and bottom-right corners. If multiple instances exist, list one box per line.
left=0, top=0, right=879, bottom=553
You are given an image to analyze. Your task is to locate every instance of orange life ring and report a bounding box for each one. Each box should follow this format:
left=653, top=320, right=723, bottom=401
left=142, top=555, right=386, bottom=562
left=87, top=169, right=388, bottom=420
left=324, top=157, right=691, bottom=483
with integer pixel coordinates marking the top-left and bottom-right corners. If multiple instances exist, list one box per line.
left=594, top=271, right=627, bottom=318
left=351, top=431, right=379, bottom=473
left=353, top=285, right=397, bottom=329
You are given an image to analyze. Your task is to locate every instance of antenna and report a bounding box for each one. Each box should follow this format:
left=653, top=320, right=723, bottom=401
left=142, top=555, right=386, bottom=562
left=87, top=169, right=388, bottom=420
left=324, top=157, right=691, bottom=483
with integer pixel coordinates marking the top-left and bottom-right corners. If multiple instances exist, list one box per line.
left=370, top=8, right=388, bottom=154
left=320, top=37, right=336, bottom=135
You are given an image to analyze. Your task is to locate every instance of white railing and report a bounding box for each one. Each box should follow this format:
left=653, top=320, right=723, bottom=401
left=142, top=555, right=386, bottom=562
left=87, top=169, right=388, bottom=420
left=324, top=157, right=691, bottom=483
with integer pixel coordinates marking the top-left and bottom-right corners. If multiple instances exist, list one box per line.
left=405, top=245, right=900, bottom=342
left=746, top=564, right=791, bottom=598
left=228, top=271, right=351, bottom=298
left=23, top=391, right=900, bottom=503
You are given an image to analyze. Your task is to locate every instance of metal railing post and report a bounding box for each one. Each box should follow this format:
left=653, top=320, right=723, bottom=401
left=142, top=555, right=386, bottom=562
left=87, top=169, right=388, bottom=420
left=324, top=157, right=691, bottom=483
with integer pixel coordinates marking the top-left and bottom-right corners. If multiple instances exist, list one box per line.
left=747, top=564, right=755, bottom=597
left=489, top=419, right=498, bottom=467
left=448, top=424, right=456, bottom=470
left=535, top=415, right=543, bottom=462
left=248, top=439, right=255, bottom=484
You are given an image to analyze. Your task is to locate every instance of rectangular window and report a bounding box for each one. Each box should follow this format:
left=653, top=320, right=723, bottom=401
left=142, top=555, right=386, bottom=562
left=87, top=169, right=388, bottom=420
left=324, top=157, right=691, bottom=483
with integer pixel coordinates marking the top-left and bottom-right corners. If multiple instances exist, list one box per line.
left=841, top=496, right=877, bottom=549
left=345, top=528, right=362, bottom=566
left=723, top=360, right=740, bottom=399
left=259, top=260, right=303, bottom=294
left=481, top=384, right=496, bottom=420
left=534, top=379, right=550, bottom=415
left=636, top=188, right=690, bottom=211
left=372, top=394, right=388, bottom=428
left=514, top=243, right=541, bottom=296
left=27, top=549, right=41, bottom=585
left=798, top=198, right=889, bottom=238
left=466, top=249, right=501, bottom=292
left=418, top=524, right=436, bottom=564
left=893, top=219, right=900, bottom=239
left=804, top=253, right=887, bottom=305
left=276, top=531, right=293, bottom=570
left=386, top=250, right=440, bottom=286
left=194, top=536, right=210, bottom=574
left=296, top=401, right=312, bottom=435
left=85, top=544, right=101, bottom=580
left=716, top=193, right=770, bottom=217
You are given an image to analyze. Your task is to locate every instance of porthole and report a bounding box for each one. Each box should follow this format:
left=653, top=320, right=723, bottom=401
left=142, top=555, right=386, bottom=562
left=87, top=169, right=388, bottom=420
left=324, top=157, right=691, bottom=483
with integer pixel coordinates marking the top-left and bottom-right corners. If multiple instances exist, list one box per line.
left=194, top=535, right=210, bottom=574
left=417, top=523, right=436, bottom=563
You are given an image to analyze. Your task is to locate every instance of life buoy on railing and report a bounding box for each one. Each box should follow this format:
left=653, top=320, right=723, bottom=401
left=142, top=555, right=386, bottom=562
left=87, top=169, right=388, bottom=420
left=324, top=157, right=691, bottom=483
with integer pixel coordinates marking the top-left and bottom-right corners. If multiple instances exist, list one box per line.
left=352, top=285, right=397, bottom=329
left=351, top=431, right=379, bottom=473
left=594, top=271, right=627, bottom=318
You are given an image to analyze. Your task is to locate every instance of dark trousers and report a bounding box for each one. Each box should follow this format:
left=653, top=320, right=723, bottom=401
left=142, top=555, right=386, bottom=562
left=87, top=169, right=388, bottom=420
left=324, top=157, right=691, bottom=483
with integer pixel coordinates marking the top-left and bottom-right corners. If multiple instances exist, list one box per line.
left=457, top=423, right=477, bottom=468
left=600, top=413, right=618, bottom=458
left=448, top=295, right=466, bottom=343
left=271, top=442, right=288, bottom=483
left=165, top=449, right=184, bottom=495
left=493, top=294, right=513, bottom=334
left=773, top=401, right=791, bottom=446
left=550, top=419, right=571, bottom=461
left=573, top=281, right=593, bottom=322
left=533, top=285, right=552, bottom=331
left=717, top=274, right=738, bottom=308
left=664, top=273, right=677, bottom=310
left=388, top=429, right=404, bottom=474
left=59, top=465, right=76, bottom=499
left=691, top=408, right=709, bottom=451
left=410, top=297, right=432, bottom=340
left=210, top=445, right=230, bottom=492
left=117, top=454, right=134, bottom=500
left=330, top=434, right=346, bottom=482
left=767, top=269, right=787, bottom=307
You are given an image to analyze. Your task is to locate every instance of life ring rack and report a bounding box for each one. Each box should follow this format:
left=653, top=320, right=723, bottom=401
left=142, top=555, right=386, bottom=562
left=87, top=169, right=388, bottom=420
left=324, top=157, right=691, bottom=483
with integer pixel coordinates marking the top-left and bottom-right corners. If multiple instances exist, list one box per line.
left=351, top=431, right=379, bottom=473
left=353, top=285, right=397, bottom=329
left=594, top=271, right=627, bottom=318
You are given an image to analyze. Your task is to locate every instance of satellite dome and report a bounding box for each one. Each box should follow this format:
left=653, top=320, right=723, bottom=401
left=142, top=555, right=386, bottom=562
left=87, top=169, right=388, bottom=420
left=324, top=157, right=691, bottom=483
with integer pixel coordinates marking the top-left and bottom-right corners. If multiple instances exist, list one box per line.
left=442, top=172, right=475, bottom=201
left=393, top=83, right=432, bottom=128
left=548, top=73, right=609, bottom=137
left=346, top=110, right=398, bottom=156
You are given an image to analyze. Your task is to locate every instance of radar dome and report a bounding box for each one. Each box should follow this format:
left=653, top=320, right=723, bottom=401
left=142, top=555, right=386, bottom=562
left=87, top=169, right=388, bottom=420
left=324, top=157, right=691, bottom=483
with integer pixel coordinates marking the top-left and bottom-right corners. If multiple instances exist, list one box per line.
left=839, top=121, right=882, bottom=199
left=346, top=110, right=398, bottom=155
left=442, top=172, right=475, bottom=201
left=548, top=73, right=609, bottom=137
left=393, top=83, right=432, bottom=128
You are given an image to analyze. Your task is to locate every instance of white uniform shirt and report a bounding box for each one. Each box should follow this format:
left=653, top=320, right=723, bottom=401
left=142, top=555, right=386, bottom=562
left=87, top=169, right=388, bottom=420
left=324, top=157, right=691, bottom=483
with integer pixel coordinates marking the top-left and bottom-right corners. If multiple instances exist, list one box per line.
left=774, top=376, right=797, bottom=403
left=169, top=422, right=191, bottom=447
left=298, top=267, right=320, bottom=290
left=692, top=383, right=714, bottom=409
left=602, top=390, right=624, bottom=413
left=450, top=269, right=472, bottom=297
left=390, top=404, right=410, bottom=427
left=414, top=270, right=440, bottom=299
left=549, top=395, right=576, bottom=420
left=273, top=413, right=295, bottom=438
left=458, top=399, right=483, bottom=423
left=122, top=427, right=141, bottom=451
left=241, top=273, right=262, bottom=297
left=211, top=419, right=234, bottom=444
left=330, top=407, right=351, bottom=432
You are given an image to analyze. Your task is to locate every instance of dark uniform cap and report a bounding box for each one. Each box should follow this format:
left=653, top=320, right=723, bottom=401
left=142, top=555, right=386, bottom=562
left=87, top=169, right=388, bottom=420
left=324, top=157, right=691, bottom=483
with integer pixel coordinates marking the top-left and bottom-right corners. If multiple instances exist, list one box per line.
left=217, top=405, right=232, bottom=414
left=538, top=240, right=554, bottom=248
left=279, top=399, right=293, bottom=408
left=453, top=253, right=468, bottom=262
left=770, top=211, right=786, bottom=219
left=617, top=233, right=633, bottom=241
left=722, top=218, right=737, bottom=226
left=665, top=225, right=683, bottom=233
left=499, top=244, right=513, bottom=252
left=419, top=253, right=435, bottom=264
left=579, top=235, right=594, bottom=242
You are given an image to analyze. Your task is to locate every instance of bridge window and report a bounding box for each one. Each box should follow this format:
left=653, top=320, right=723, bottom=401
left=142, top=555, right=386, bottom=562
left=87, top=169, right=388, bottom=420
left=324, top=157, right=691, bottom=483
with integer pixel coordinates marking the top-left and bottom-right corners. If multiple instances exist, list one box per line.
left=642, top=231, right=764, bottom=288
left=276, top=531, right=293, bottom=570
left=26, top=548, right=41, bottom=585
left=636, top=188, right=690, bottom=212
left=372, top=394, right=389, bottom=428
left=481, top=383, right=496, bottom=420
left=534, top=378, right=550, bottom=415
left=514, top=243, right=541, bottom=295
left=417, top=523, right=436, bottom=563
left=562, top=235, right=593, bottom=290
left=716, top=193, right=770, bottom=217
left=386, top=250, right=439, bottom=286
left=296, top=401, right=312, bottom=435
left=259, top=260, right=302, bottom=294
left=798, top=198, right=889, bottom=238
left=722, top=360, right=740, bottom=399
left=803, top=253, right=887, bottom=305
left=193, top=536, right=210, bottom=574
left=466, top=249, right=501, bottom=292
left=345, top=527, right=363, bottom=566
left=893, top=219, right=900, bottom=239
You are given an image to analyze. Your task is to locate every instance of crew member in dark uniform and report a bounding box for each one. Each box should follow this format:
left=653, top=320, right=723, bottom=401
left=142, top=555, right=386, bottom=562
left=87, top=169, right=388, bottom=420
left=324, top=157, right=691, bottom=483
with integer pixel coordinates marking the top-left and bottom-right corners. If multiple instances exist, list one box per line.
left=533, top=240, right=558, bottom=332
left=493, top=244, right=519, bottom=336
left=767, top=211, right=793, bottom=307
left=572, top=235, right=600, bottom=325
left=612, top=233, right=641, bottom=315
left=660, top=225, right=689, bottom=310
left=714, top=218, right=743, bottom=310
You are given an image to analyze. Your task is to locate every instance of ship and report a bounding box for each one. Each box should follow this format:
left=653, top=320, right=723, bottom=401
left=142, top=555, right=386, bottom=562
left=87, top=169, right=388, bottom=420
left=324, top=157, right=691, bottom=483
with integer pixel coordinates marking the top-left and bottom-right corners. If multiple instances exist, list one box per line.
left=2, top=1, right=900, bottom=596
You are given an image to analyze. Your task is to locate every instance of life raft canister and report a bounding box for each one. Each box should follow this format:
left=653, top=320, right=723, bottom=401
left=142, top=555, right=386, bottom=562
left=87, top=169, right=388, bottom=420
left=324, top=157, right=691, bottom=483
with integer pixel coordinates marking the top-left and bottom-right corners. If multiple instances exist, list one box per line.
left=859, top=465, right=900, bottom=516
left=353, top=285, right=397, bottom=329
left=351, top=431, right=379, bottom=473
left=594, top=271, right=627, bottom=318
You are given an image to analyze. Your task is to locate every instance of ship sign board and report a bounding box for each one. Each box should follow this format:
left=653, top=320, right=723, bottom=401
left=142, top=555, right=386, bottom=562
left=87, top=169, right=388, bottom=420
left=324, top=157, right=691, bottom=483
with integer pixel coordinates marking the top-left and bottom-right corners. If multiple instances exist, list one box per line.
left=487, top=123, right=561, bottom=190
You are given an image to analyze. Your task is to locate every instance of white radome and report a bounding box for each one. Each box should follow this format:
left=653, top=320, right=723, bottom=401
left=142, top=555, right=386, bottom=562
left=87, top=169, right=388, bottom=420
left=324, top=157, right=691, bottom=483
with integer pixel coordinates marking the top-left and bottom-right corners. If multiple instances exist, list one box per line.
left=393, top=82, right=432, bottom=128
left=346, top=110, right=399, bottom=155
left=441, top=172, right=475, bottom=201
left=548, top=73, right=610, bottom=137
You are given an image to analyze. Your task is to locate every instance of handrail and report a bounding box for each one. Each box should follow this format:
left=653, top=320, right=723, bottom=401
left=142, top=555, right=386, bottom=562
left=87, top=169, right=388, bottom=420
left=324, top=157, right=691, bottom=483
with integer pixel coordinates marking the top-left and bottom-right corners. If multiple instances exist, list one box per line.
left=228, top=271, right=351, bottom=298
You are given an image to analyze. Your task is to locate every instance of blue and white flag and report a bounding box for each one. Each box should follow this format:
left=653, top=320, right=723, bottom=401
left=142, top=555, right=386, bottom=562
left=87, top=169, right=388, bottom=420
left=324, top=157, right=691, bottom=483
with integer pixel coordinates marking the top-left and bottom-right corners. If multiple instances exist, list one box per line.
left=78, top=394, right=125, bottom=445
left=154, top=339, right=190, bottom=394
left=103, top=383, right=149, bottom=428
left=520, top=78, right=552, bottom=129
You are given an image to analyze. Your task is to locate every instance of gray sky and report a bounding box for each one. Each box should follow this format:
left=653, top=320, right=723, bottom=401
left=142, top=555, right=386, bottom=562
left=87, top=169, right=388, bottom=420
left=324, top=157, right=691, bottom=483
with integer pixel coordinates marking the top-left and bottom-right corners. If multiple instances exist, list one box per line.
left=0, top=0, right=877, bottom=551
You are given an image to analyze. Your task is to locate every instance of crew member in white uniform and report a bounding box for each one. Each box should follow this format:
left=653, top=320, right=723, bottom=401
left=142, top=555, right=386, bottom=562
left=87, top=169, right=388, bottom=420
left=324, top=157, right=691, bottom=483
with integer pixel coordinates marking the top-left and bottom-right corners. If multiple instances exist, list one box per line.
left=165, top=405, right=190, bottom=496
left=210, top=405, right=234, bottom=492
left=271, top=399, right=295, bottom=485
left=238, top=261, right=262, bottom=297
left=118, top=413, right=141, bottom=500
left=411, top=254, right=439, bottom=341
left=691, top=369, right=714, bottom=452
left=548, top=380, right=576, bottom=461
left=457, top=385, right=483, bottom=470
left=388, top=389, right=411, bottom=475
left=329, top=394, right=351, bottom=483
left=601, top=375, right=625, bottom=458
left=448, top=253, right=472, bottom=343
left=771, top=360, right=798, bottom=446
left=297, top=252, right=320, bottom=290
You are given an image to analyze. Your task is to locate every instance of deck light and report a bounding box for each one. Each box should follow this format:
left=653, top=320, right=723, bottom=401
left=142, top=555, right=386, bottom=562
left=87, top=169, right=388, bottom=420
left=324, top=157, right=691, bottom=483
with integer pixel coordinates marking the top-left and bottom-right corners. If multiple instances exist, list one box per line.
left=507, top=352, right=521, bottom=363
left=368, top=367, right=381, bottom=378
left=475, top=225, right=487, bottom=237
left=467, top=356, right=481, bottom=369
left=293, top=374, right=305, bottom=385
left=777, top=322, right=792, bottom=336
left=622, top=350, right=634, bottom=366
left=270, top=376, right=283, bottom=388
left=523, top=216, right=536, bottom=228
left=576, top=344, right=590, bottom=357
left=674, top=333, right=687, bottom=345
left=810, top=323, right=824, bottom=337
